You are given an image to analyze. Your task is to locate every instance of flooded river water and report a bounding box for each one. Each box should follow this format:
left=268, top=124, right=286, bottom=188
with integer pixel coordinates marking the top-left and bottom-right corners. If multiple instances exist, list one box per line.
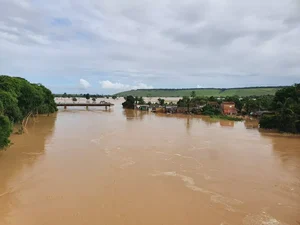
left=0, top=100, right=299, bottom=225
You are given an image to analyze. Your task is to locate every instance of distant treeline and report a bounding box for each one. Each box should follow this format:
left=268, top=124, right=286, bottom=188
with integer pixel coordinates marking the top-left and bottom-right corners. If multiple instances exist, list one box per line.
left=0, top=75, right=57, bottom=149
left=54, top=93, right=112, bottom=98
left=134, top=86, right=287, bottom=91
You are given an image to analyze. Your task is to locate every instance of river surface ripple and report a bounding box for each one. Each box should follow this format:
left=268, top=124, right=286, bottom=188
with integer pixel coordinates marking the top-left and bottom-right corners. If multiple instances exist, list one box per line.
left=0, top=100, right=299, bottom=225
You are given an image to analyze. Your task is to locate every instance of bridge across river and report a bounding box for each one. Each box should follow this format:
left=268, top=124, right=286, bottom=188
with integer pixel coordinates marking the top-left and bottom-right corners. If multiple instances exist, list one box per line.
left=56, top=102, right=114, bottom=109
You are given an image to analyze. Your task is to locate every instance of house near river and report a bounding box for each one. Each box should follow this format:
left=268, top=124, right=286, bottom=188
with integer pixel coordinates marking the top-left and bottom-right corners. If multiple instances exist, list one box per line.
left=221, top=102, right=237, bottom=115
left=136, top=101, right=238, bottom=116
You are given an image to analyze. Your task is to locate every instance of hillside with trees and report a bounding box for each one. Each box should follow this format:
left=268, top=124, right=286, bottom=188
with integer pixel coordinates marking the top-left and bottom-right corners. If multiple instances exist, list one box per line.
left=116, top=87, right=283, bottom=97
left=0, top=75, right=57, bottom=149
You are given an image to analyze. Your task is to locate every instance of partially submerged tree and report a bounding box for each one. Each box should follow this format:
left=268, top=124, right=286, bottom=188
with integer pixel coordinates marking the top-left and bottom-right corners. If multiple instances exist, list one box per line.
left=85, top=93, right=90, bottom=102
left=122, top=96, right=135, bottom=109
left=72, top=97, right=77, bottom=103
left=158, top=98, right=165, bottom=106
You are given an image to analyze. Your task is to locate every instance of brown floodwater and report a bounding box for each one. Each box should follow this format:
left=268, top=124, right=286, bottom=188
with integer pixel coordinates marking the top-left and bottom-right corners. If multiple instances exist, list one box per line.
left=0, top=102, right=300, bottom=225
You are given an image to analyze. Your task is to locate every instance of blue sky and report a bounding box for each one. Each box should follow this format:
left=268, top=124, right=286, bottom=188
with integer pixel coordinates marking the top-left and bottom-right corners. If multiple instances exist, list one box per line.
left=0, top=0, right=299, bottom=94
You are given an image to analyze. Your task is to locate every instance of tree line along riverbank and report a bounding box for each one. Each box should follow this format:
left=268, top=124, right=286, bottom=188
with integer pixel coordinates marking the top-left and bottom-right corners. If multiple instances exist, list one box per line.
left=0, top=75, right=57, bottom=149
left=122, top=84, right=300, bottom=133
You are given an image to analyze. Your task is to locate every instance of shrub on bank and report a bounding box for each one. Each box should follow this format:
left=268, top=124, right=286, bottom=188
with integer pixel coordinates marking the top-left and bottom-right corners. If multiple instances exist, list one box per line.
left=259, top=115, right=278, bottom=129
left=201, top=105, right=221, bottom=116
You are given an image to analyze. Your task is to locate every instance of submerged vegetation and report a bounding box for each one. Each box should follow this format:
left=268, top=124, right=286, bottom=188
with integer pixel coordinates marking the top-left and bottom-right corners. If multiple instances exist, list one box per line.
left=0, top=75, right=57, bottom=149
left=122, top=96, right=146, bottom=109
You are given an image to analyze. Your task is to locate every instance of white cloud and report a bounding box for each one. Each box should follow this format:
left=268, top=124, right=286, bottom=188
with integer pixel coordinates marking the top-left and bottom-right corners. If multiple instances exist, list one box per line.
left=132, top=83, right=153, bottom=90
left=26, top=33, right=50, bottom=45
left=1, top=0, right=300, bottom=91
left=99, top=80, right=153, bottom=90
left=10, top=17, right=27, bottom=24
left=80, top=79, right=91, bottom=89
left=0, top=31, right=19, bottom=42
left=196, top=85, right=203, bottom=88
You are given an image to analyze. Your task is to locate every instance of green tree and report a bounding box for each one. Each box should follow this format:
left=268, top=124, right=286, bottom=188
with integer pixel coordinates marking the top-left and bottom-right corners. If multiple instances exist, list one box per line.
left=112, top=95, right=117, bottom=100
left=177, top=96, right=191, bottom=112
left=62, top=92, right=67, bottom=98
left=0, top=115, right=12, bottom=149
left=208, top=96, right=217, bottom=101
left=92, top=97, right=96, bottom=103
left=245, top=99, right=259, bottom=114
left=259, top=84, right=300, bottom=133
left=0, top=75, right=57, bottom=149
left=85, top=93, right=90, bottom=101
left=18, top=83, right=44, bottom=116
left=122, top=96, right=135, bottom=109
left=72, top=97, right=77, bottom=103
left=158, top=98, right=165, bottom=106
left=276, top=98, right=297, bottom=133
left=191, top=91, right=196, bottom=98
left=257, top=95, right=274, bottom=111
left=0, top=90, right=22, bottom=122
left=201, top=104, right=221, bottom=116
left=191, top=96, right=207, bottom=107
left=0, top=100, right=3, bottom=115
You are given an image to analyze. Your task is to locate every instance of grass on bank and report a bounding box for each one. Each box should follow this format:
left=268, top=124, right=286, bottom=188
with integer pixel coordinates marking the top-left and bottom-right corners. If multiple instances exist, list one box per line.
left=209, top=115, right=244, bottom=121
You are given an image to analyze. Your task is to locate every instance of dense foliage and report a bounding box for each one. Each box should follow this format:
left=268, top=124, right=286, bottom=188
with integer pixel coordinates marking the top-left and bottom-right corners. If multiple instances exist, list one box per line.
left=260, top=84, right=300, bottom=133
left=201, top=105, right=221, bottom=116
left=176, top=94, right=274, bottom=115
left=0, top=115, right=12, bottom=148
left=0, top=75, right=57, bottom=149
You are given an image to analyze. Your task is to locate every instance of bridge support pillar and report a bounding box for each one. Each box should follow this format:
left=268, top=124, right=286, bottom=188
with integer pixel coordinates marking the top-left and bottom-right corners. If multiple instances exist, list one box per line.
left=86, top=106, right=88, bottom=110
left=105, top=106, right=108, bottom=110
left=64, top=106, right=67, bottom=109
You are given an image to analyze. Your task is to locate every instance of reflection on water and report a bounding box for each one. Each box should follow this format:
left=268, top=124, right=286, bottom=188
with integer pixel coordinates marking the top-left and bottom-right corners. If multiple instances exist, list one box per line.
left=220, top=120, right=234, bottom=127
left=0, top=114, right=57, bottom=224
left=123, top=109, right=149, bottom=120
left=260, top=132, right=300, bottom=171
left=0, top=107, right=299, bottom=225
left=244, top=119, right=259, bottom=129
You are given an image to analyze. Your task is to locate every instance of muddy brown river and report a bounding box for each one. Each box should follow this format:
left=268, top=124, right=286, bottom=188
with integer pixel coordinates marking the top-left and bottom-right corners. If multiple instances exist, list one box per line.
left=0, top=102, right=300, bottom=225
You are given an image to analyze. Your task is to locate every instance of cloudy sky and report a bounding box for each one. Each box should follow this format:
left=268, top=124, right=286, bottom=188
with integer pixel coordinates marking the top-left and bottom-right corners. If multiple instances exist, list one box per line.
left=0, top=0, right=299, bottom=94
